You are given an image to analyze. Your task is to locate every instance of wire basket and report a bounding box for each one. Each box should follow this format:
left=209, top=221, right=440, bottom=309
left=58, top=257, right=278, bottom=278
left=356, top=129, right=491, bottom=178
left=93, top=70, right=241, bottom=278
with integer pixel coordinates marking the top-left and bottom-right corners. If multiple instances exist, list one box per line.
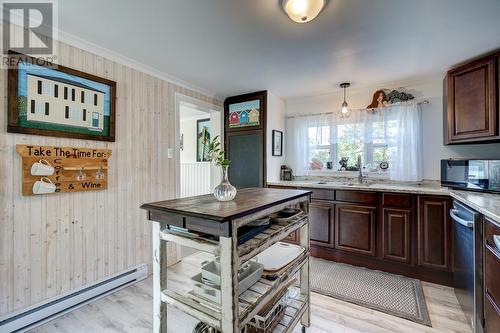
left=246, top=290, right=291, bottom=333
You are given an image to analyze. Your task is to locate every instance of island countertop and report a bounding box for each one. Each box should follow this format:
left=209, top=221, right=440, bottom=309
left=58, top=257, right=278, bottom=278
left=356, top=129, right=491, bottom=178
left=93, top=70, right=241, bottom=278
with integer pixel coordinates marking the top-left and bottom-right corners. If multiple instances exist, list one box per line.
left=141, top=187, right=311, bottom=223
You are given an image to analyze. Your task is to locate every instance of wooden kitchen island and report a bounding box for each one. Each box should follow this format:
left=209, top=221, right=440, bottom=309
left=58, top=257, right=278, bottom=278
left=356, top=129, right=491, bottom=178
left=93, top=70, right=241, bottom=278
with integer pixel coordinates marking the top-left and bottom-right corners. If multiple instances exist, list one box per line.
left=141, top=188, right=312, bottom=333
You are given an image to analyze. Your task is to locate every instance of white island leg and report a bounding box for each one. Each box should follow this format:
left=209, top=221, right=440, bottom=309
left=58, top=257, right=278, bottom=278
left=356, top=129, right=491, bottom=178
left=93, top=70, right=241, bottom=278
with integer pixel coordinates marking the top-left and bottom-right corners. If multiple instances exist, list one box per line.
left=152, top=222, right=168, bottom=332
left=219, top=233, right=239, bottom=333
left=300, top=201, right=311, bottom=329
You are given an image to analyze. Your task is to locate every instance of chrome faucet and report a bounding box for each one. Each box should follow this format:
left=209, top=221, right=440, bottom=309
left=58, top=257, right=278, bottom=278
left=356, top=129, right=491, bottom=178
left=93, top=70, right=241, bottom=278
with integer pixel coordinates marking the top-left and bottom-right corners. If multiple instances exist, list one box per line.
left=357, top=155, right=364, bottom=184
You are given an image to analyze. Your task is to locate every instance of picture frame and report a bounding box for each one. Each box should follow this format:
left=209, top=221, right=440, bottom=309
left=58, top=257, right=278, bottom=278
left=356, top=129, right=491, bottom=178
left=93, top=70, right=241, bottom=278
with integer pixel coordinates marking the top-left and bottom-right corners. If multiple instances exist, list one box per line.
left=196, top=118, right=211, bottom=162
left=7, top=51, right=117, bottom=141
left=224, top=90, right=266, bottom=132
left=272, top=130, right=283, bottom=156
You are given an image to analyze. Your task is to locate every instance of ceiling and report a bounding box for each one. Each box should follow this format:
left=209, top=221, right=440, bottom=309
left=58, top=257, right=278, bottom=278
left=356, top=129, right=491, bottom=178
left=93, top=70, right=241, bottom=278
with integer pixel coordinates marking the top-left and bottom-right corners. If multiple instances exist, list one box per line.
left=59, top=0, right=500, bottom=99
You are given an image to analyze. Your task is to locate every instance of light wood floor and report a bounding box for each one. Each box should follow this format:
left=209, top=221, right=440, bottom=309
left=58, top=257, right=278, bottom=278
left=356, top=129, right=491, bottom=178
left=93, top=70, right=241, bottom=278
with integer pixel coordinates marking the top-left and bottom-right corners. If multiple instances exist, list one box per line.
left=30, top=273, right=472, bottom=333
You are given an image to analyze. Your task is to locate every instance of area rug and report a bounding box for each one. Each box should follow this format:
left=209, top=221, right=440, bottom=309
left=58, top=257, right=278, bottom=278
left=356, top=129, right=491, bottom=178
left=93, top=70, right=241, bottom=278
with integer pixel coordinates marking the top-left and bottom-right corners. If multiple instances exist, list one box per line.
left=310, top=257, right=432, bottom=326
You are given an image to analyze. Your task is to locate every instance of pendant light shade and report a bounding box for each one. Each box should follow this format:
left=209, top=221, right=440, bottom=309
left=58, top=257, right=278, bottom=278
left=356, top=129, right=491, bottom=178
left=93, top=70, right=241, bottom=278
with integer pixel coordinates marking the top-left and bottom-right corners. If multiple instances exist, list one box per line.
left=339, top=82, right=351, bottom=118
left=281, top=0, right=328, bottom=23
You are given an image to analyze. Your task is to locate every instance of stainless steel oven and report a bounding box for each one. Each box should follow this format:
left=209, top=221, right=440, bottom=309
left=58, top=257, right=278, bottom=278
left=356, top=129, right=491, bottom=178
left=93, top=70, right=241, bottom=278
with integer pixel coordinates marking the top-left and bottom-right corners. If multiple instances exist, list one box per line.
left=441, top=159, right=500, bottom=194
left=451, top=200, right=484, bottom=332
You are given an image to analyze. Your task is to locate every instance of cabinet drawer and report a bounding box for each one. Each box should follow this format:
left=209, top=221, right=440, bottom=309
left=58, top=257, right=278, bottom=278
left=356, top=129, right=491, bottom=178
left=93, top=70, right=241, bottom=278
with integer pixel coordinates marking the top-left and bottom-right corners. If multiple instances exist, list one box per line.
left=300, top=187, right=335, bottom=201
left=485, top=293, right=500, bottom=332
left=485, top=245, right=500, bottom=308
left=382, top=193, right=412, bottom=208
left=485, top=217, right=500, bottom=251
left=336, top=190, right=378, bottom=204
left=149, top=210, right=184, bottom=228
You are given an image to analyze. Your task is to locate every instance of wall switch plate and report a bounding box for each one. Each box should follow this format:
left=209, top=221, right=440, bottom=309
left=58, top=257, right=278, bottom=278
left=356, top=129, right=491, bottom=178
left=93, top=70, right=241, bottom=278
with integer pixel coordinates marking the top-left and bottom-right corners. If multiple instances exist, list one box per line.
left=167, top=148, right=173, bottom=159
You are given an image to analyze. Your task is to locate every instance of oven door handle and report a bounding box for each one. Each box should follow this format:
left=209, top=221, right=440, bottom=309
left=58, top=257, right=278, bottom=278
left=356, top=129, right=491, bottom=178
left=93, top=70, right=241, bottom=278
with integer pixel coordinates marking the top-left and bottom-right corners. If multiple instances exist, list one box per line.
left=450, top=209, right=474, bottom=228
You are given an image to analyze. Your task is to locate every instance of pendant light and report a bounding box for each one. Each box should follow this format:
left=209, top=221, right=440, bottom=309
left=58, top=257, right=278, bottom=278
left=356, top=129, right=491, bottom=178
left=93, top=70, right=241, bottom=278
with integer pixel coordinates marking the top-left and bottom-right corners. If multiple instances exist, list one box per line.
left=281, top=0, right=328, bottom=23
left=339, top=82, right=351, bottom=118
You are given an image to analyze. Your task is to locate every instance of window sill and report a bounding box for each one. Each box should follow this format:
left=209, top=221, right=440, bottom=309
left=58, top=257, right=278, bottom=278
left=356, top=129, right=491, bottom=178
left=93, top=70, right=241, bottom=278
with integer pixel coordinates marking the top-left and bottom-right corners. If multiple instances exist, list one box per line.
left=308, top=170, right=390, bottom=179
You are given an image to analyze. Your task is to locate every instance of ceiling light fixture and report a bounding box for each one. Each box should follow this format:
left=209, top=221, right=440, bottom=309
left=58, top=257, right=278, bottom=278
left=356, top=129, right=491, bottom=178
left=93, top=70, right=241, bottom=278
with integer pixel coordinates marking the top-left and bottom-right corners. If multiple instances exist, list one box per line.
left=339, top=82, right=351, bottom=118
left=281, top=0, right=328, bottom=23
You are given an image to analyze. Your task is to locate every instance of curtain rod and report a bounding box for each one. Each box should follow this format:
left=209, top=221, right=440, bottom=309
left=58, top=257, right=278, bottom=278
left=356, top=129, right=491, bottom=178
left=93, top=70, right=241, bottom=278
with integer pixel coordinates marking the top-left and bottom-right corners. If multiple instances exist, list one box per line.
left=285, top=100, right=430, bottom=119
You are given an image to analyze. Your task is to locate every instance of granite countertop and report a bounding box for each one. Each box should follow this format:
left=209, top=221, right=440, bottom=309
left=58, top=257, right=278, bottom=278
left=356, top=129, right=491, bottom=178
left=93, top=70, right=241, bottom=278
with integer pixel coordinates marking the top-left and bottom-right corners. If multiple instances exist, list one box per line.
left=267, top=180, right=449, bottom=195
left=449, top=190, right=500, bottom=223
left=267, top=179, right=500, bottom=223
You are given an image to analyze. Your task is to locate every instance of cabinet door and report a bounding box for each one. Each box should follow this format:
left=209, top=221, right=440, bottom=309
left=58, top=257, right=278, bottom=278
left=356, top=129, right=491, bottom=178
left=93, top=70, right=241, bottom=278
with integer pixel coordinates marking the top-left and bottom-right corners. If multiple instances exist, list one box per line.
left=446, top=56, right=497, bottom=143
left=382, top=208, right=412, bottom=263
left=417, top=196, right=452, bottom=271
left=309, top=201, right=334, bottom=247
left=485, top=293, right=500, bottom=333
left=335, top=204, right=377, bottom=256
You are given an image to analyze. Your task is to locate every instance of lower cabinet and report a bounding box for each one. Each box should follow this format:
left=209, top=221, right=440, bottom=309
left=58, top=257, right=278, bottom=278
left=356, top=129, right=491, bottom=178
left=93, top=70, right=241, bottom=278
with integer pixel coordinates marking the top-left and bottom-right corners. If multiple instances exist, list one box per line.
left=309, top=201, right=335, bottom=247
left=485, top=294, right=500, bottom=332
left=382, top=208, right=412, bottom=263
left=272, top=185, right=454, bottom=285
left=484, top=217, right=500, bottom=332
left=335, top=203, right=377, bottom=256
left=417, top=196, right=452, bottom=271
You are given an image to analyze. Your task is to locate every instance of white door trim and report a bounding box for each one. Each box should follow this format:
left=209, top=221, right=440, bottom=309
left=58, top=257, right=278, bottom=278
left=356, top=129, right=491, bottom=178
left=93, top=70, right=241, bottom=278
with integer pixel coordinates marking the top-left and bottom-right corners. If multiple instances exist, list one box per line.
left=174, top=93, right=223, bottom=198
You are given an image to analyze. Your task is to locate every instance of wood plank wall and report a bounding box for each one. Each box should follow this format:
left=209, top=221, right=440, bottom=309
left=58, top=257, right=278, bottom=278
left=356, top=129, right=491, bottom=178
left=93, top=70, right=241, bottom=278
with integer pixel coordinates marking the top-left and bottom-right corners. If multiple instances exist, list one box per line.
left=0, top=40, right=221, bottom=317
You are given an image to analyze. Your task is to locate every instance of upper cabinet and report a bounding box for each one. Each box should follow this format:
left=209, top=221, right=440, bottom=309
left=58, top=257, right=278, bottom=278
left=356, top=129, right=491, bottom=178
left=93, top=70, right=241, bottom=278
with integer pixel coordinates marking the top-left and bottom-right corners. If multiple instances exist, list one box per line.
left=444, top=52, right=499, bottom=144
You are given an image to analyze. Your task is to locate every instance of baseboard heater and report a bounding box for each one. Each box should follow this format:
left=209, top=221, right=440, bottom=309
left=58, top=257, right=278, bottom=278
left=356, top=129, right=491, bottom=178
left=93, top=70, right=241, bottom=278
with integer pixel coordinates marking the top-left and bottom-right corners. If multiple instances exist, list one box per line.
left=0, top=264, right=148, bottom=333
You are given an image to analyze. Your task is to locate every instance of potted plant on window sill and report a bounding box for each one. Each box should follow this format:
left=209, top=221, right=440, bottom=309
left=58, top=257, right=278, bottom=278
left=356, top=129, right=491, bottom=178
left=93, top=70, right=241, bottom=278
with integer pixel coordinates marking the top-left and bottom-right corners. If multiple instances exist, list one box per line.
left=207, top=136, right=236, bottom=201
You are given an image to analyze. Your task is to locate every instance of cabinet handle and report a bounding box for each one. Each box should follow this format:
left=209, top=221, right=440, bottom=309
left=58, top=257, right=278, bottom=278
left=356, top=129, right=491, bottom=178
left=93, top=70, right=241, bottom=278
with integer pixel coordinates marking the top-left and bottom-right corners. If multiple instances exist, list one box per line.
left=494, top=235, right=500, bottom=252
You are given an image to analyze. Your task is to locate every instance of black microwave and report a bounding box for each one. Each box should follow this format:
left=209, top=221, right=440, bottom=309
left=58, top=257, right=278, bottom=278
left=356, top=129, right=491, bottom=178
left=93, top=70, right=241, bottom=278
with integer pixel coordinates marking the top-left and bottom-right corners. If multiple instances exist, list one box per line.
left=441, top=159, right=500, bottom=194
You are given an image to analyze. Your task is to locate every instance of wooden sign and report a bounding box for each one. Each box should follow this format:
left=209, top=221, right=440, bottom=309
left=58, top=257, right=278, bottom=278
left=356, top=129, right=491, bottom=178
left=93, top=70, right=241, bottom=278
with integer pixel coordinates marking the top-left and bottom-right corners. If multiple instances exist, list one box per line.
left=16, top=144, right=112, bottom=196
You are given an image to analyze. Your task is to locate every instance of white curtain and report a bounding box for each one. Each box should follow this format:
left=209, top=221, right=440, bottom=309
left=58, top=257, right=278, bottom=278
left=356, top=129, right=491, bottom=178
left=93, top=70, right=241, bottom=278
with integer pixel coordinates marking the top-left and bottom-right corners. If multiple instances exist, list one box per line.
left=285, top=101, right=423, bottom=181
left=390, top=101, right=423, bottom=181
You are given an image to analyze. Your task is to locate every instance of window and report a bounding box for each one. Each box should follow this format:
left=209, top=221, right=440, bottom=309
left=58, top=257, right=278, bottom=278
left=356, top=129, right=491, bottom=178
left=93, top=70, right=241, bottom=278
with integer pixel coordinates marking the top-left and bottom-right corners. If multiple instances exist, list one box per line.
left=54, top=84, right=58, bottom=98
left=64, top=87, right=68, bottom=100
left=94, top=93, right=98, bottom=106
left=71, top=89, right=75, bottom=101
left=306, top=119, right=398, bottom=171
left=81, top=91, right=85, bottom=103
left=65, top=106, right=69, bottom=119
left=37, top=80, right=42, bottom=94
left=30, top=100, right=35, bottom=113
left=45, top=102, right=49, bottom=115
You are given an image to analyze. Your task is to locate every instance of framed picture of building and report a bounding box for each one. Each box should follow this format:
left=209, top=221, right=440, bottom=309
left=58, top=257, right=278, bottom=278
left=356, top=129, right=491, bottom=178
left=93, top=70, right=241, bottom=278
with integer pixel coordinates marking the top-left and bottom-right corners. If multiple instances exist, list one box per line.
left=7, top=52, right=116, bottom=141
left=197, top=118, right=211, bottom=162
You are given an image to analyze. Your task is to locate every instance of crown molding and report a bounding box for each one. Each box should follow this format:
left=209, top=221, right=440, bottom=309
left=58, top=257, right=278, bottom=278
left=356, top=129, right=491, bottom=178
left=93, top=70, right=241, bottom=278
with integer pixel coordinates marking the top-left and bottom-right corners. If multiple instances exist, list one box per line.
left=57, top=29, right=219, bottom=99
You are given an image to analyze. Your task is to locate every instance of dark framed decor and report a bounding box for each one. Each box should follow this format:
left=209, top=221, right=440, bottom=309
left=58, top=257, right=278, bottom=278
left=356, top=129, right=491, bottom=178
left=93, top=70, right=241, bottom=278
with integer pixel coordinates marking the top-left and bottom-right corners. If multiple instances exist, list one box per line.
left=224, top=91, right=267, bottom=187
left=225, top=91, right=266, bottom=132
left=196, top=118, right=211, bottom=162
left=272, top=130, right=283, bottom=156
left=7, top=51, right=116, bottom=141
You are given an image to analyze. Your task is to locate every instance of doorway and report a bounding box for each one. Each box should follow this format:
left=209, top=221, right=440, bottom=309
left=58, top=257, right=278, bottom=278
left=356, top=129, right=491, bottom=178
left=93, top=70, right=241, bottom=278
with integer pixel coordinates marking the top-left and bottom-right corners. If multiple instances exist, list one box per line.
left=175, top=94, right=222, bottom=198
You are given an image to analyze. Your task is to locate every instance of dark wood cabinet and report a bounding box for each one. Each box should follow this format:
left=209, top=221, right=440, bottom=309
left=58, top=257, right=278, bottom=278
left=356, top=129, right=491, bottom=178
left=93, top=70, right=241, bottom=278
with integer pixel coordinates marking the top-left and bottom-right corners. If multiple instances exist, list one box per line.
left=445, top=53, right=499, bottom=144
left=268, top=185, right=454, bottom=285
left=417, top=196, right=452, bottom=271
left=335, top=204, right=377, bottom=256
left=382, top=208, right=412, bottom=263
left=309, top=201, right=335, bottom=247
left=485, top=293, right=500, bottom=333
left=484, top=217, right=500, bottom=332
